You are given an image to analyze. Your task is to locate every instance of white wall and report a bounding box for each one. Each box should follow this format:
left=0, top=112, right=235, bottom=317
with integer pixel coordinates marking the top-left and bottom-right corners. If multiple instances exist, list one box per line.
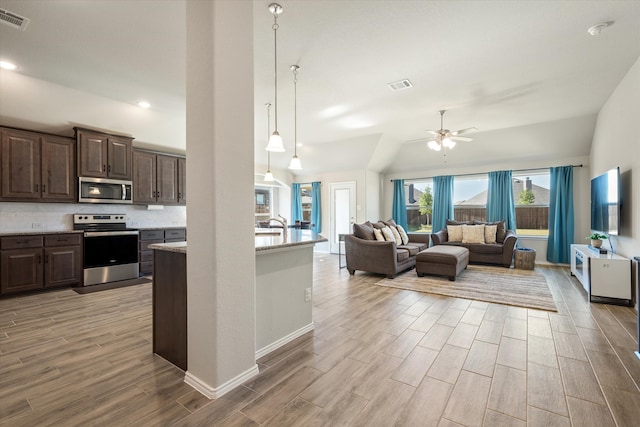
left=366, top=170, right=381, bottom=221
left=590, top=54, right=640, bottom=307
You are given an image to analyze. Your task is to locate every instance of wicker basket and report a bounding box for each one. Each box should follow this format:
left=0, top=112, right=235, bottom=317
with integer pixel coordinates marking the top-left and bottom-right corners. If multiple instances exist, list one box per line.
left=514, top=248, right=536, bottom=270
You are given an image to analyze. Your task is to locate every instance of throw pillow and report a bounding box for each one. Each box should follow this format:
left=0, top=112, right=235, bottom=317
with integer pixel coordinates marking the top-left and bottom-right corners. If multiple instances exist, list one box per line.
left=373, top=227, right=385, bottom=241
left=484, top=224, right=498, bottom=244
left=353, top=222, right=375, bottom=240
left=447, top=225, right=463, bottom=242
left=397, top=224, right=409, bottom=245
left=462, top=224, right=486, bottom=244
left=494, top=220, right=506, bottom=242
left=381, top=226, right=396, bottom=242
left=389, top=226, right=403, bottom=245
left=372, top=221, right=387, bottom=229
left=383, top=219, right=398, bottom=228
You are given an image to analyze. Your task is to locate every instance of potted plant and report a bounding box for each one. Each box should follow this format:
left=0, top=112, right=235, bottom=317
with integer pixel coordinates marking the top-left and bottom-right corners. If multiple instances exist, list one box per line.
left=586, top=232, right=607, bottom=248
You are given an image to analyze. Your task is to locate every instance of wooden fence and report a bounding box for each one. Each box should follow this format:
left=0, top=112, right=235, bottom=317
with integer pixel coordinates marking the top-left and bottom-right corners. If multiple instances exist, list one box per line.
left=406, top=205, right=549, bottom=231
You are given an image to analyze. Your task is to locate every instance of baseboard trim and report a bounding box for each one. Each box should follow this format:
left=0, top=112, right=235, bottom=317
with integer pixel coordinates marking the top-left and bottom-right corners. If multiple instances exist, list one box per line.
left=184, top=364, right=259, bottom=400
left=255, top=322, right=315, bottom=359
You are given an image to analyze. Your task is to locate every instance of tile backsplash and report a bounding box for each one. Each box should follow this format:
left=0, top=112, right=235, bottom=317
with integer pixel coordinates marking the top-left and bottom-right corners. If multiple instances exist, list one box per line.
left=0, top=202, right=186, bottom=233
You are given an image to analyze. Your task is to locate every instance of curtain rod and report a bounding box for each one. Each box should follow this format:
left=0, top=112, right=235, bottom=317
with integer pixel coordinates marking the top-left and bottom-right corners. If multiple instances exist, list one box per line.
left=390, top=164, right=583, bottom=182
left=293, top=181, right=321, bottom=185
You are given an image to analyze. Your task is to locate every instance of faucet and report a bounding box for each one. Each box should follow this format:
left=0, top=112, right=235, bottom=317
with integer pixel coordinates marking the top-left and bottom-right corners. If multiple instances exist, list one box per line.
left=267, top=215, right=287, bottom=241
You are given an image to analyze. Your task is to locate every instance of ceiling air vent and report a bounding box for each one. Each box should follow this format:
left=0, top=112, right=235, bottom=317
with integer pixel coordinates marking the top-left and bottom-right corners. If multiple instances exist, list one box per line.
left=387, top=79, right=413, bottom=92
left=0, top=8, right=30, bottom=31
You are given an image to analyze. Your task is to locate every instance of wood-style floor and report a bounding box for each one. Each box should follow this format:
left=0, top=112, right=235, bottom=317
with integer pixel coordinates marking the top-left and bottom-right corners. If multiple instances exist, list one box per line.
left=1, top=254, right=639, bottom=426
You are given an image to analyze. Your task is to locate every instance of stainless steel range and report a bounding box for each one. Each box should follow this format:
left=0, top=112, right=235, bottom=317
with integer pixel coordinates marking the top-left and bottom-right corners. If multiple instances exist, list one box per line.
left=73, top=214, right=139, bottom=286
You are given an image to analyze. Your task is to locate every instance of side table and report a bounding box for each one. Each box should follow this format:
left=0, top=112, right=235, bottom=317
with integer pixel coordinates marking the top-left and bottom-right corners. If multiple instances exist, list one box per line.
left=338, top=233, right=347, bottom=269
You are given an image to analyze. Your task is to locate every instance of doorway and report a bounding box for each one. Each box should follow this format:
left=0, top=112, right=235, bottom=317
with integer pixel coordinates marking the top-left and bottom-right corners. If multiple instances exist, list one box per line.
left=329, top=181, right=356, bottom=254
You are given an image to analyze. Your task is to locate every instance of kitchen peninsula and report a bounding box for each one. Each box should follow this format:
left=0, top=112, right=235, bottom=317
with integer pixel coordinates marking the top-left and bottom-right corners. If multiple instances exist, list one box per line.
left=150, top=229, right=326, bottom=370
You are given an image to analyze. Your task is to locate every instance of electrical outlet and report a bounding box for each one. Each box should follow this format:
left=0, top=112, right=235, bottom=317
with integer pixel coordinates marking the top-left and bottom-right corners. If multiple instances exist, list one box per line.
left=305, top=287, right=312, bottom=302
left=31, top=223, right=43, bottom=229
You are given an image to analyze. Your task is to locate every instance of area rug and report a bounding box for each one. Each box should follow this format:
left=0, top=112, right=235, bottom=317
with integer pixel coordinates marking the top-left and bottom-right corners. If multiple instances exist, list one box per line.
left=376, top=265, right=557, bottom=312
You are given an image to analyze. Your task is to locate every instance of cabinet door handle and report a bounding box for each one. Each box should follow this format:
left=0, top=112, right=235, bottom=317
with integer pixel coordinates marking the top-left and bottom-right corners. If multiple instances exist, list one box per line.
left=42, top=184, right=46, bottom=193
left=34, top=184, right=39, bottom=192
left=108, top=164, right=112, bottom=173
left=38, top=255, right=42, bottom=264
left=103, top=164, right=106, bottom=172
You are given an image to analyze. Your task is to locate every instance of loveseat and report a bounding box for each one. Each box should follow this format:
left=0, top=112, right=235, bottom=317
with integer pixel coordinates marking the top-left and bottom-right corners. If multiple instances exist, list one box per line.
left=345, top=220, right=430, bottom=278
left=430, top=220, right=517, bottom=267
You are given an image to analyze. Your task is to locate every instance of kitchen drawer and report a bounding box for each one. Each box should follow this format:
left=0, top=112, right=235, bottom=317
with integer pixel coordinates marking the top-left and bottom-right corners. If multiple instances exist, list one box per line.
left=140, top=261, right=154, bottom=275
left=165, top=229, right=186, bottom=240
left=1, top=235, right=43, bottom=250
left=139, top=251, right=153, bottom=262
left=45, top=234, right=81, bottom=247
left=139, top=240, right=163, bottom=251
left=140, top=229, right=164, bottom=240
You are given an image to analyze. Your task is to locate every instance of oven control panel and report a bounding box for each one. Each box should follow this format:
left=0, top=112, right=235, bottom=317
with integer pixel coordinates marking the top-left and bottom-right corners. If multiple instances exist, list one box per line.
left=73, top=214, right=127, bottom=225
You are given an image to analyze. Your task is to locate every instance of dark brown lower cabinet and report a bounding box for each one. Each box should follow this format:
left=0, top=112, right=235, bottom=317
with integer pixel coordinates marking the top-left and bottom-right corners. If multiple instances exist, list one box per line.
left=139, top=228, right=186, bottom=275
left=153, top=249, right=187, bottom=370
left=0, top=234, right=82, bottom=295
left=1, top=247, right=43, bottom=294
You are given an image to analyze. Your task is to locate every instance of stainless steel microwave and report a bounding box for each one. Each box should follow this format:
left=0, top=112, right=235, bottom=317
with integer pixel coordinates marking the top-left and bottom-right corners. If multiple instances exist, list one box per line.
left=78, top=177, right=133, bottom=204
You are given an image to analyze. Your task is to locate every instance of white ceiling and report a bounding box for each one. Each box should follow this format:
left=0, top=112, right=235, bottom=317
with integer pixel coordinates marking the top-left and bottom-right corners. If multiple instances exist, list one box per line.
left=1, top=0, right=639, bottom=175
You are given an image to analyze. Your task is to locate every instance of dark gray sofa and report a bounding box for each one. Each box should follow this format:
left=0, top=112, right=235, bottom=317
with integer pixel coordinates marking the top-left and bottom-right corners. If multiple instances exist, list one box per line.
left=345, top=220, right=430, bottom=278
left=430, top=220, right=518, bottom=268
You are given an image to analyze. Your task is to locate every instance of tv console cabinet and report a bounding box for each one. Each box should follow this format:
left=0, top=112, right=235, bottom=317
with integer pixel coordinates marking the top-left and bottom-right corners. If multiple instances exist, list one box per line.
left=570, top=244, right=631, bottom=305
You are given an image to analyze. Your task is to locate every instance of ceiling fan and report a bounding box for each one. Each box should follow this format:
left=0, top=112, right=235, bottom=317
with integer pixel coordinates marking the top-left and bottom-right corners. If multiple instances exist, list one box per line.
left=424, top=110, right=477, bottom=155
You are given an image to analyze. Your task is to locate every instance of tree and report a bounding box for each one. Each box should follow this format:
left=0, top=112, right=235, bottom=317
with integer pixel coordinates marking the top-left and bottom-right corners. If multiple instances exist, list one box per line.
left=419, top=186, right=433, bottom=225
left=518, top=189, right=535, bottom=205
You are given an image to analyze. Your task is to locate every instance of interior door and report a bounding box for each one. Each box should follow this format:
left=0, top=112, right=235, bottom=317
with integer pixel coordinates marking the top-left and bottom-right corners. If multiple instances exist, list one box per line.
left=329, top=181, right=356, bottom=254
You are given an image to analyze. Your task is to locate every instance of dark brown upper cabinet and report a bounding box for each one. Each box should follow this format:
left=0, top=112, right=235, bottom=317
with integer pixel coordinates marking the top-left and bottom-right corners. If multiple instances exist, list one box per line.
left=76, top=128, right=132, bottom=180
left=133, top=150, right=185, bottom=205
left=1, top=127, right=76, bottom=202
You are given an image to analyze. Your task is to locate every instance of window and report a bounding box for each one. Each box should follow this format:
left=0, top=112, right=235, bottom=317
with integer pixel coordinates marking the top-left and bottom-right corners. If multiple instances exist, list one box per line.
left=513, top=172, right=549, bottom=236
left=300, top=184, right=312, bottom=222
left=405, top=170, right=550, bottom=236
left=405, top=179, right=433, bottom=232
left=453, top=175, right=488, bottom=223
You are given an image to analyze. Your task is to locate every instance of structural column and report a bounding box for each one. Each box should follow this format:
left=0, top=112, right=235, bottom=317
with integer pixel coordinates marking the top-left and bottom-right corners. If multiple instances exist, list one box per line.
left=184, top=0, right=257, bottom=397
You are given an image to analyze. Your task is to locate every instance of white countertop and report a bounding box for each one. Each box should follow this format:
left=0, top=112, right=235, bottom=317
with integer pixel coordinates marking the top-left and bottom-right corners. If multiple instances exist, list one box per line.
left=149, top=230, right=327, bottom=254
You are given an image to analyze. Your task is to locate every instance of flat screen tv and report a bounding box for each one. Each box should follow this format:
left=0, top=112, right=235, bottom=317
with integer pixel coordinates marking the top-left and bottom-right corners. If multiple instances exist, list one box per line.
left=590, top=167, right=620, bottom=235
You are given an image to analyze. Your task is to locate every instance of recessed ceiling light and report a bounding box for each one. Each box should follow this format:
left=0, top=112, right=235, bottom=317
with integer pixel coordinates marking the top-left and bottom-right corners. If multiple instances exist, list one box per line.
left=0, top=60, right=18, bottom=70
left=587, top=21, right=613, bottom=36
left=137, top=100, right=151, bottom=109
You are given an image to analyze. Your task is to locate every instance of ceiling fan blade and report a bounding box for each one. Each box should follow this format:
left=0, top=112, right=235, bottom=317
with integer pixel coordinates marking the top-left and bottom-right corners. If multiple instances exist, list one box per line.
left=451, top=136, right=473, bottom=142
left=451, top=127, right=478, bottom=136
left=403, top=137, right=436, bottom=144
left=424, top=130, right=440, bottom=136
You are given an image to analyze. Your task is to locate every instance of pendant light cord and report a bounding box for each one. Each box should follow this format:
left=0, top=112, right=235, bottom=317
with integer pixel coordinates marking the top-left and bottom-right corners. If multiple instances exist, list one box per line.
left=293, top=67, right=297, bottom=156
left=266, top=103, right=272, bottom=170
left=273, top=14, right=279, bottom=132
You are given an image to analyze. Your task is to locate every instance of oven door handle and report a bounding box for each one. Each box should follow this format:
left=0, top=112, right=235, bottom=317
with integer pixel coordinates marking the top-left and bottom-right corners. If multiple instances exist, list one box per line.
left=84, top=230, right=139, bottom=237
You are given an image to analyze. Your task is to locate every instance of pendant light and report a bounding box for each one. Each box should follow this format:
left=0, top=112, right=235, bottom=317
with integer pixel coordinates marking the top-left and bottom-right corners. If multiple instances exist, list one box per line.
left=265, top=3, right=285, bottom=152
left=288, top=65, right=302, bottom=170
left=264, top=103, right=275, bottom=181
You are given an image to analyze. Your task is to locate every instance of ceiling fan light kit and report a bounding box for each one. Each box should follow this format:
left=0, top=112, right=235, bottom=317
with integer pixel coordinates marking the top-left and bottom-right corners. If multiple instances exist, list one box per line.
left=423, top=110, right=477, bottom=161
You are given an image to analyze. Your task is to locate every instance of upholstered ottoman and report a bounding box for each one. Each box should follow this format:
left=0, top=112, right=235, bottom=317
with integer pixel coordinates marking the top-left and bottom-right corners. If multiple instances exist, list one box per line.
left=416, top=246, right=470, bottom=281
